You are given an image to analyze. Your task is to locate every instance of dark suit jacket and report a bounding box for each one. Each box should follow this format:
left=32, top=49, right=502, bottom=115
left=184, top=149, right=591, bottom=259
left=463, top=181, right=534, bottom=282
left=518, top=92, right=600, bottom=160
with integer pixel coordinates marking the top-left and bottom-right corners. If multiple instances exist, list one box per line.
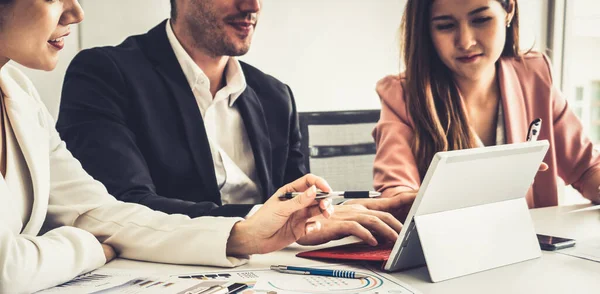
left=57, top=20, right=306, bottom=218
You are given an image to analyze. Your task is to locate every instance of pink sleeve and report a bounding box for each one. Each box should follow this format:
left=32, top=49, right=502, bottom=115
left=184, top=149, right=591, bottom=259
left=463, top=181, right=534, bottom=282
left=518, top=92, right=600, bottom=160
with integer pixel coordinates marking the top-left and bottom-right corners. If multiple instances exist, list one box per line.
left=372, top=75, right=421, bottom=194
left=541, top=55, right=600, bottom=195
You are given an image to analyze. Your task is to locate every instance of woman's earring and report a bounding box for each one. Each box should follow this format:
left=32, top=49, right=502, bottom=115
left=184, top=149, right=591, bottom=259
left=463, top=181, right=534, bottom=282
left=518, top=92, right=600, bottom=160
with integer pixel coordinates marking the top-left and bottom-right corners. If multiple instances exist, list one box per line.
left=507, top=20, right=511, bottom=28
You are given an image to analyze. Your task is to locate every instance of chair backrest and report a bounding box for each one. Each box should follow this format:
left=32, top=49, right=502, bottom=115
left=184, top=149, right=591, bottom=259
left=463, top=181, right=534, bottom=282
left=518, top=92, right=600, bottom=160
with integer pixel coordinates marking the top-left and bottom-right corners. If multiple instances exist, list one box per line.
left=299, top=110, right=380, bottom=191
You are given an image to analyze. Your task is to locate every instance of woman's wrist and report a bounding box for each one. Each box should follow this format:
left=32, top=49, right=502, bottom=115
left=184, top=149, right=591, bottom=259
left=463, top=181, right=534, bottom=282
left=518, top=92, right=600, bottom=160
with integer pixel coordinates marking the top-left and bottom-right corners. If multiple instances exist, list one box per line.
left=226, top=220, right=258, bottom=256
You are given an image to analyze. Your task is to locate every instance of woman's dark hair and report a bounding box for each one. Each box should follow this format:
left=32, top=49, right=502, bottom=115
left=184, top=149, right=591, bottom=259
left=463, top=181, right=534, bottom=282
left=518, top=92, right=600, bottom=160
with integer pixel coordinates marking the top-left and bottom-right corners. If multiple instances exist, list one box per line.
left=401, top=0, right=521, bottom=179
left=0, top=0, right=13, bottom=26
left=170, top=0, right=177, bottom=20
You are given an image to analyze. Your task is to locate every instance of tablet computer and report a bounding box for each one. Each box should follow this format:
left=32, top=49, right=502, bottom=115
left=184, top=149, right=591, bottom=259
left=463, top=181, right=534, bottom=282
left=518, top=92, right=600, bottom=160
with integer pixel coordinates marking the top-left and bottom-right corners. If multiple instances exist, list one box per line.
left=383, top=140, right=549, bottom=280
left=298, top=141, right=549, bottom=282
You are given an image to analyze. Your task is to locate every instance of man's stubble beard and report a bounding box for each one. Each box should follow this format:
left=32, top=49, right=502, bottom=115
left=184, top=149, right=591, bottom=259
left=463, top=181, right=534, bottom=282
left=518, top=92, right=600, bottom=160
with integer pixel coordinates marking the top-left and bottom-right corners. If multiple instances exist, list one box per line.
left=187, top=15, right=253, bottom=58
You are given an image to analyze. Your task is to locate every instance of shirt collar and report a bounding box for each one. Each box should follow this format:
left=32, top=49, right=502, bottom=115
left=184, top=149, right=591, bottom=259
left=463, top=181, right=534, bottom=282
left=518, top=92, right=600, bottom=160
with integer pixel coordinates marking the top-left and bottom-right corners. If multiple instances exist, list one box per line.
left=472, top=102, right=505, bottom=147
left=165, top=20, right=247, bottom=106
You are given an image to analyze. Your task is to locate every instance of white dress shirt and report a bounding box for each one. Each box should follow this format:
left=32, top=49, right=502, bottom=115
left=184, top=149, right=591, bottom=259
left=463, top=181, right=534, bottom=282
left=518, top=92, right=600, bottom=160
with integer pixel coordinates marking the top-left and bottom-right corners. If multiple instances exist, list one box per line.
left=473, top=103, right=506, bottom=147
left=166, top=21, right=263, bottom=207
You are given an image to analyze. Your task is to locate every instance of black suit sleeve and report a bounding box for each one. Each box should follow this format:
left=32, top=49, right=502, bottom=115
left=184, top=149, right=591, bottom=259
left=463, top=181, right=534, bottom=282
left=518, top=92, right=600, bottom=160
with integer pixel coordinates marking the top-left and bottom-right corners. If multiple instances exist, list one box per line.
left=283, top=85, right=307, bottom=184
left=57, top=49, right=249, bottom=218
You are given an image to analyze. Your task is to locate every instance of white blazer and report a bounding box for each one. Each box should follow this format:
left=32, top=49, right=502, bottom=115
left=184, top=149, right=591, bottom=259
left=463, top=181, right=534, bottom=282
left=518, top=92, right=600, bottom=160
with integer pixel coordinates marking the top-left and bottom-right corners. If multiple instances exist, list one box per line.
left=0, top=65, right=247, bottom=294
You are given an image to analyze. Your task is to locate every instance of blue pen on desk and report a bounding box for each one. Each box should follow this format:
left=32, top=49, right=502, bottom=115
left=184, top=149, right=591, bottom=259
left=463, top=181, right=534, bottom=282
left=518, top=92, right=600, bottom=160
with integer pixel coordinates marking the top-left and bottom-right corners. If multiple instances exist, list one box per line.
left=270, top=265, right=369, bottom=279
left=527, top=118, right=542, bottom=142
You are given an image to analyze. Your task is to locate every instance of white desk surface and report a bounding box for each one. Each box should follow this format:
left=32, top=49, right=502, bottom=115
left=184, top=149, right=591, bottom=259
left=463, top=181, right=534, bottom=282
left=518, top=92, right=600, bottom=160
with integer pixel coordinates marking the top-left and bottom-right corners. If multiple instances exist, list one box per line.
left=104, top=204, right=600, bottom=294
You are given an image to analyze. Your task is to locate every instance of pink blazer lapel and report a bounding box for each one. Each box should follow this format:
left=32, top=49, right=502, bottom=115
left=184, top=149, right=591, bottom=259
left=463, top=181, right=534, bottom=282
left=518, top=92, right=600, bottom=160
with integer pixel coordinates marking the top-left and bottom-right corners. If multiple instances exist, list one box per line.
left=497, top=59, right=529, bottom=144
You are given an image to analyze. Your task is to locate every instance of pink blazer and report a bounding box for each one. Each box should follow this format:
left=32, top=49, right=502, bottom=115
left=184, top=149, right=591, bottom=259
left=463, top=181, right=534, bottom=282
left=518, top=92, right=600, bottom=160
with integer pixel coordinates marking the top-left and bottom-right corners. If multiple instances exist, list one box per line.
left=373, top=53, right=600, bottom=208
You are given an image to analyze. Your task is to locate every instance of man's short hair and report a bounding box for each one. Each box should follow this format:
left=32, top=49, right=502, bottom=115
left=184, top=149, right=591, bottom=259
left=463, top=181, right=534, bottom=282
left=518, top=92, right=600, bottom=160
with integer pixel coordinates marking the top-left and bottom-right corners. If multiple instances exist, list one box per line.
left=170, top=0, right=177, bottom=20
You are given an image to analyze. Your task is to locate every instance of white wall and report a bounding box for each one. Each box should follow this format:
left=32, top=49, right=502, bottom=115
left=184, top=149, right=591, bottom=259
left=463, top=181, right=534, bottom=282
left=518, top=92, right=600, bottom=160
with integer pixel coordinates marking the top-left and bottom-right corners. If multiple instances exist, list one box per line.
left=519, top=0, right=548, bottom=52
left=16, top=0, right=549, bottom=118
left=241, top=0, right=403, bottom=111
left=79, top=0, right=171, bottom=48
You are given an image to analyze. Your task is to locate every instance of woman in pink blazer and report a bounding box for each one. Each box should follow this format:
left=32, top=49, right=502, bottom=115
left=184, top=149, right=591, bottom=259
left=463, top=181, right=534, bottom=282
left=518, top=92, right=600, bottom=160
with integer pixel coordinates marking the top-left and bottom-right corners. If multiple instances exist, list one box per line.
left=373, top=0, right=600, bottom=216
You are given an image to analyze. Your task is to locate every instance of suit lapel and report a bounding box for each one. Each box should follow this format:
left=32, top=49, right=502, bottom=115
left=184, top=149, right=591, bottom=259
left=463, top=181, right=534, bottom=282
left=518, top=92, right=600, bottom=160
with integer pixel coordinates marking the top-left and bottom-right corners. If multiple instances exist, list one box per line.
left=0, top=69, right=49, bottom=235
left=497, top=59, right=529, bottom=143
left=142, top=21, right=221, bottom=204
left=236, top=86, right=273, bottom=199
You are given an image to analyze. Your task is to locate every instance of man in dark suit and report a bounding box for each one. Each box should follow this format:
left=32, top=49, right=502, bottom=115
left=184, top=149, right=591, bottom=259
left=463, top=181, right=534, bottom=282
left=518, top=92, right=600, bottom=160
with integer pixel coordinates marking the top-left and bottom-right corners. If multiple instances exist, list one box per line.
left=58, top=0, right=406, bottom=245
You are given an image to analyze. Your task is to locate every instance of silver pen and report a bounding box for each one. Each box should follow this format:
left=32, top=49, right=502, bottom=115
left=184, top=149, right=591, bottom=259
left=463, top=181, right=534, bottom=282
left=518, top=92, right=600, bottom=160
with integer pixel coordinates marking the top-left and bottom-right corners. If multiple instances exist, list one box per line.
left=278, top=191, right=381, bottom=200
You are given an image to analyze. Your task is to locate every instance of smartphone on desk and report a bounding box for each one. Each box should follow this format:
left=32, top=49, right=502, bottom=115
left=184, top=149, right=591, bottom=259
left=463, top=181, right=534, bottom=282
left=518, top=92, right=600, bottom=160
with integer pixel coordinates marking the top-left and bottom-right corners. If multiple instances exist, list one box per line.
left=537, top=234, right=576, bottom=251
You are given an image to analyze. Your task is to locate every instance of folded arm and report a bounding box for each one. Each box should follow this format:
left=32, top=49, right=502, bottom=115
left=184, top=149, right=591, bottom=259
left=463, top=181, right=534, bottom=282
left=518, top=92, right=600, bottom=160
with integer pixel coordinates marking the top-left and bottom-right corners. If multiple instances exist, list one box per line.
left=0, top=226, right=105, bottom=294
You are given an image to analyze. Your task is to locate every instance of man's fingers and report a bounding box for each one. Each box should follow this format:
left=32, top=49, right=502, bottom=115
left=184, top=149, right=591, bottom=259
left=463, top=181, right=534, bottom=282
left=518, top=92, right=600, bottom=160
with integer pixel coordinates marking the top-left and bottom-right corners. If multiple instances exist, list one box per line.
left=351, top=214, right=399, bottom=242
left=343, top=221, right=378, bottom=246
left=334, top=206, right=403, bottom=230
left=539, top=162, right=549, bottom=171
left=326, top=207, right=401, bottom=242
left=368, top=210, right=403, bottom=232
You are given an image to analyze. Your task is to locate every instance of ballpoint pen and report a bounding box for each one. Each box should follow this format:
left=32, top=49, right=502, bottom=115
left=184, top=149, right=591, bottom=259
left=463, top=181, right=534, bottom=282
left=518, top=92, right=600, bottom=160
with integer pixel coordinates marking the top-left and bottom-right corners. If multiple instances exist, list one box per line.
left=527, top=118, right=542, bottom=142
left=278, top=191, right=381, bottom=200
left=270, top=265, right=369, bottom=279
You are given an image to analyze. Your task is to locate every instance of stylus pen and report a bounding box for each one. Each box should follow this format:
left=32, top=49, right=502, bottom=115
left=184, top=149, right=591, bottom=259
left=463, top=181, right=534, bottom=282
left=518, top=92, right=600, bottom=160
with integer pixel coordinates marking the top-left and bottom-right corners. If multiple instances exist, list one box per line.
left=270, top=265, right=369, bottom=279
left=527, top=118, right=542, bottom=141
left=278, top=191, right=381, bottom=199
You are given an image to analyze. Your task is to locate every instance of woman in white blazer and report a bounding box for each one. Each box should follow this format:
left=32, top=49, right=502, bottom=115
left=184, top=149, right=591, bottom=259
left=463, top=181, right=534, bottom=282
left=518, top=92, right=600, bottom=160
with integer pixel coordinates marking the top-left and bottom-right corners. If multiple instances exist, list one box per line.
left=0, top=1, right=336, bottom=293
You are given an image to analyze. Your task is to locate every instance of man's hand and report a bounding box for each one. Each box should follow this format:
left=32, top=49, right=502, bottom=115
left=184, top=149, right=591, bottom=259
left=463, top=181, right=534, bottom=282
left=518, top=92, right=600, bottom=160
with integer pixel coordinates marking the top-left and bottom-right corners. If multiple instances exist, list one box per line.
left=102, top=244, right=116, bottom=264
left=226, top=174, right=334, bottom=256
left=296, top=203, right=402, bottom=246
left=344, top=189, right=418, bottom=223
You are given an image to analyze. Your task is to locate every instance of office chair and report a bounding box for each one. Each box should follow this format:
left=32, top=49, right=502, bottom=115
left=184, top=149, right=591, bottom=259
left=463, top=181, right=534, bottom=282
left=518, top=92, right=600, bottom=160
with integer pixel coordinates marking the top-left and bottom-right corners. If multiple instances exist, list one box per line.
left=298, top=110, right=380, bottom=191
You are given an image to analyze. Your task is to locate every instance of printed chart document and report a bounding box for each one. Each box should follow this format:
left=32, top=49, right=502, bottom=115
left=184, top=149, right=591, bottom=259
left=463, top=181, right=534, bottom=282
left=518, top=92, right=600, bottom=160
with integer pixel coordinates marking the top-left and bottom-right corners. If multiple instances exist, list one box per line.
left=174, top=263, right=419, bottom=294
left=37, top=268, right=231, bottom=294
left=38, top=264, right=418, bottom=294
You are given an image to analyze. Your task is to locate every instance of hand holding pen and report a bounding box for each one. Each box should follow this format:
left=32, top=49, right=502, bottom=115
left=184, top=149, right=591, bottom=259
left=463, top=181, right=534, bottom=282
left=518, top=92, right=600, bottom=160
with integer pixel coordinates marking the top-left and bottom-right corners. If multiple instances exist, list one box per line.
left=527, top=118, right=548, bottom=172
left=527, top=118, right=542, bottom=142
